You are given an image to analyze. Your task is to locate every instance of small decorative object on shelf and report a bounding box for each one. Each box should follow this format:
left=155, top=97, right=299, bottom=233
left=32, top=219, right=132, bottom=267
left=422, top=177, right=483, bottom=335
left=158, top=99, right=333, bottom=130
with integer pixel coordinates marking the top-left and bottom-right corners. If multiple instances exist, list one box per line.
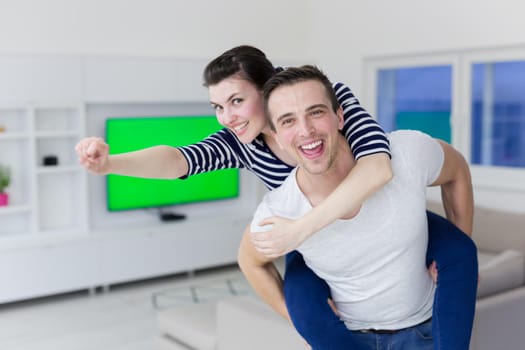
left=43, top=155, right=58, bottom=166
left=0, top=164, right=10, bottom=206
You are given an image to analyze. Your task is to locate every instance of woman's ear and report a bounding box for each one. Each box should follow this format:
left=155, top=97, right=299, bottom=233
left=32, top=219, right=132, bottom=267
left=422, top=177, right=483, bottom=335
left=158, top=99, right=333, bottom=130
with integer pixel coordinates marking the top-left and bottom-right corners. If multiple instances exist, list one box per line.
left=272, top=130, right=285, bottom=150
left=337, top=106, right=344, bottom=130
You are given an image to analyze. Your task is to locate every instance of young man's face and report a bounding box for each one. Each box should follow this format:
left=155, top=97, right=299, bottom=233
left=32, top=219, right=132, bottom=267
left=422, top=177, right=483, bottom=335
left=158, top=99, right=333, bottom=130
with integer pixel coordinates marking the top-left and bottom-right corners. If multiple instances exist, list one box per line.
left=267, top=80, right=344, bottom=175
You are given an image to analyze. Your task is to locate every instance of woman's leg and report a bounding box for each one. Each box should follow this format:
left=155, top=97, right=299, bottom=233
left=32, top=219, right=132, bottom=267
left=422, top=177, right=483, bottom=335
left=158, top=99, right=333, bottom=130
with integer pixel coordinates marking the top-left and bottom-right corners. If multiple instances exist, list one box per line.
left=425, top=210, right=479, bottom=350
left=283, top=251, right=368, bottom=350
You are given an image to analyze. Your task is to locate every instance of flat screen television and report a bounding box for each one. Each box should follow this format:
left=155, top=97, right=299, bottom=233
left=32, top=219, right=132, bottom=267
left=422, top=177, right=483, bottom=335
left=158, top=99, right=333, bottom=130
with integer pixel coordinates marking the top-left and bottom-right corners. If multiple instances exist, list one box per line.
left=105, top=115, right=239, bottom=212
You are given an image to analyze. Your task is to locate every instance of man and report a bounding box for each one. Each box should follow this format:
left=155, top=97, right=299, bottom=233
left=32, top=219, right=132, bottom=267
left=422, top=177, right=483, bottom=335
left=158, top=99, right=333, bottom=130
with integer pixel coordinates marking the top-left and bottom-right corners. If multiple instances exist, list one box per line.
left=238, top=65, right=474, bottom=349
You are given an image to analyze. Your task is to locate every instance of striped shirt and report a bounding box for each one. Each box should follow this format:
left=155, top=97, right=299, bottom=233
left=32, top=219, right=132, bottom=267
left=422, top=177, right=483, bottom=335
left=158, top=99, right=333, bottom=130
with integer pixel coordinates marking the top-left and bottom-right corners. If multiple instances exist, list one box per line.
left=178, top=82, right=390, bottom=190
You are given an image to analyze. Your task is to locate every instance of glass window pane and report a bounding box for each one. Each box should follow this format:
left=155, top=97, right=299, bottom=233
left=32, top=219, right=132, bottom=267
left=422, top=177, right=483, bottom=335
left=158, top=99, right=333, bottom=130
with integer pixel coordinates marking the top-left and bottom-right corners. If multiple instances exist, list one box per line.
left=471, top=61, right=525, bottom=168
left=377, top=66, right=452, bottom=142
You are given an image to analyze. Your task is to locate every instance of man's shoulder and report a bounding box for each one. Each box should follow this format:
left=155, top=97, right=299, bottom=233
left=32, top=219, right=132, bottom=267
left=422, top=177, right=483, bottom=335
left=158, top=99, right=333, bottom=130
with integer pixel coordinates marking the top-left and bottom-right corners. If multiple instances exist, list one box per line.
left=387, top=129, right=444, bottom=185
left=387, top=129, right=438, bottom=155
left=388, top=129, right=433, bottom=145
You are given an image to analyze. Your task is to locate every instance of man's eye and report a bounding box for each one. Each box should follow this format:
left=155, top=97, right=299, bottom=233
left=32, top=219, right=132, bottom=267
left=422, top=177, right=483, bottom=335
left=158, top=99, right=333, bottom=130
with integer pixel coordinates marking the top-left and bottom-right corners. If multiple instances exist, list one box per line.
left=281, top=119, right=293, bottom=126
left=311, top=109, right=324, bottom=116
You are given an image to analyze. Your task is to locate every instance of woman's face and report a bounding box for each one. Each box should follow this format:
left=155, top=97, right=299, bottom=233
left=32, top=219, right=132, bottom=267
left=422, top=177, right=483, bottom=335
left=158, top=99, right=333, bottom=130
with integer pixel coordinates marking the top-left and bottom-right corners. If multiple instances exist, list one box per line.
left=208, top=76, right=268, bottom=144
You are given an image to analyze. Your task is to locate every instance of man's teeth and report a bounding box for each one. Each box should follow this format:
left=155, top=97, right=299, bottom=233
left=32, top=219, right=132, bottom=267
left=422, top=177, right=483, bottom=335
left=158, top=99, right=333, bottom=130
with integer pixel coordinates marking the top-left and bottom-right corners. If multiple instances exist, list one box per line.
left=301, top=141, right=322, bottom=150
left=234, top=122, right=249, bottom=132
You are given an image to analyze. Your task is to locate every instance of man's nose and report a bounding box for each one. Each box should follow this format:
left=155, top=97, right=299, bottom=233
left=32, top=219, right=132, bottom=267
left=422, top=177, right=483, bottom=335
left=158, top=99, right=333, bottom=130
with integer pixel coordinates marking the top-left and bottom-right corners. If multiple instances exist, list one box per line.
left=298, top=118, right=315, bottom=136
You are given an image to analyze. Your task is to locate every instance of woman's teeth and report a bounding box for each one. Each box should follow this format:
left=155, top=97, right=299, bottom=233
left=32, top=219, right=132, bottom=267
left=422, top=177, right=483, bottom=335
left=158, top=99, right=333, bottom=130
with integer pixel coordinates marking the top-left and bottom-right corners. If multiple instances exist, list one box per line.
left=234, top=122, right=249, bottom=132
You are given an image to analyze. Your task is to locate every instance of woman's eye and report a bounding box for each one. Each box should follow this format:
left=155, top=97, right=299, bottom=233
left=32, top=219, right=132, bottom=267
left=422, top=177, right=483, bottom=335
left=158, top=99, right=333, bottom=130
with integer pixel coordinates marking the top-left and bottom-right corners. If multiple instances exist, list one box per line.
left=232, top=98, right=243, bottom=105
left=212, top=104, right=223, bottom=112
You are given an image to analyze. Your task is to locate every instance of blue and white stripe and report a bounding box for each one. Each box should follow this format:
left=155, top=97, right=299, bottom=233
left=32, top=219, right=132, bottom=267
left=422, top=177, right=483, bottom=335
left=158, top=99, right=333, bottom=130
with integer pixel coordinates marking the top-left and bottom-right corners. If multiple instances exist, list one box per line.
left=178, top=82, right=390, bottom=190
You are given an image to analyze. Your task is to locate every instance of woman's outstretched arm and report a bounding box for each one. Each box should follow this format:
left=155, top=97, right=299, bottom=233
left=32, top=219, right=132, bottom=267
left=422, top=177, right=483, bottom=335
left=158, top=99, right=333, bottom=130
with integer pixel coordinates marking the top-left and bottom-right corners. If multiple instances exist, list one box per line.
left=76, top=137, right=189, bottom=178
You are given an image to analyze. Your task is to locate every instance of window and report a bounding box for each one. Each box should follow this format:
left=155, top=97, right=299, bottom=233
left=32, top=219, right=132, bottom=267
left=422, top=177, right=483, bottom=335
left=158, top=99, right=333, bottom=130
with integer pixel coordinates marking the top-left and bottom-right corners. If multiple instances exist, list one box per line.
left=377, top=66, right=452, bottom=142
left=471, top=61, right=525, bottom=168
left=365, top=48, right=525, bottom=191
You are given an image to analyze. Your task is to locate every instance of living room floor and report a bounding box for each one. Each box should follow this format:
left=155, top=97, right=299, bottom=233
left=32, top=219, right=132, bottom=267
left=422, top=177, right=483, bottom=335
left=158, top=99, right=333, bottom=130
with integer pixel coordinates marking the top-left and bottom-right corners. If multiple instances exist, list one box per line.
left=0, top=264, right=244, bottom=350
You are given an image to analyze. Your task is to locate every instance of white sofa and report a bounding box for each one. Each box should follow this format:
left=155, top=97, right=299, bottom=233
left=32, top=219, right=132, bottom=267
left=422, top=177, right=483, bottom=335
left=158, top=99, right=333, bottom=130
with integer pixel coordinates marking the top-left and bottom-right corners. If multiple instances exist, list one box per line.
left=156, top=203, right=525, bottom=350
left=448, top=204, right=525, bottom=350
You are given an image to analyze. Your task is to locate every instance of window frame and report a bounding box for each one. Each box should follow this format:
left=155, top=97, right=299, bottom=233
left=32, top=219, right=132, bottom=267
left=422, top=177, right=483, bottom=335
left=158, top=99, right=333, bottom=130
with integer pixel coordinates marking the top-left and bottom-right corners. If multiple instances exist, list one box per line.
left=363, top=47, right=525, bottom=192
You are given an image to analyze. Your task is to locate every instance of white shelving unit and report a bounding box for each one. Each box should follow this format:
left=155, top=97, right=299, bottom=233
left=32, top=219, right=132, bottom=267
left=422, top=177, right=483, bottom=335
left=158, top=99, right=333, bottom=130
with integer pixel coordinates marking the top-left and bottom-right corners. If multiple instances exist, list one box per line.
left=0, top=106, right=34, bottom=236
left=33, top=104, right=88, bottom=235
left=0, top=55, right=260, bottom=304
left=0, top=104, right=87, bottom=237
left=0, top=205, right=32, bottom=215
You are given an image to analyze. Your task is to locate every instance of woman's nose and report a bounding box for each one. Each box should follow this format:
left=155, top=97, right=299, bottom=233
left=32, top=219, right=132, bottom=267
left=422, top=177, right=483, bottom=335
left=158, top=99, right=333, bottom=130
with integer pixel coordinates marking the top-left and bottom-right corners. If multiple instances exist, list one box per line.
left=219, top=107, right=237, bottom=126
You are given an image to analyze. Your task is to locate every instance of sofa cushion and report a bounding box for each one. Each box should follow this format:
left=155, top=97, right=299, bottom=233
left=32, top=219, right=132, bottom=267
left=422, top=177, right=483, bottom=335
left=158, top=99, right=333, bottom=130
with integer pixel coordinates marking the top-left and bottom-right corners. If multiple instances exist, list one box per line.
left=157, top=302, right=217, bottom=350
left=426, top=200, right=525, bottom=256
left=472, top=206, right=525, bottom=255
left=477, top=249, right=525, bottom=298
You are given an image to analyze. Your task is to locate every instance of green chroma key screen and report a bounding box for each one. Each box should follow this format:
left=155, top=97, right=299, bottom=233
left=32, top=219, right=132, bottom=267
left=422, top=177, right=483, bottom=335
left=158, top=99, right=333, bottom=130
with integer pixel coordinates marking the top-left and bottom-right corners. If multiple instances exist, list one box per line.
left=105, top=116, right=239, bottom=211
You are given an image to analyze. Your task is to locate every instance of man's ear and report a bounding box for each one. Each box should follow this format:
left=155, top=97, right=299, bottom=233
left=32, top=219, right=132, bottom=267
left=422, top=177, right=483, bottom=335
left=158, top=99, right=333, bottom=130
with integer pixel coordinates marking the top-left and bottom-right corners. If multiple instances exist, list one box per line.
left=337, top=106, right=344, bottom=130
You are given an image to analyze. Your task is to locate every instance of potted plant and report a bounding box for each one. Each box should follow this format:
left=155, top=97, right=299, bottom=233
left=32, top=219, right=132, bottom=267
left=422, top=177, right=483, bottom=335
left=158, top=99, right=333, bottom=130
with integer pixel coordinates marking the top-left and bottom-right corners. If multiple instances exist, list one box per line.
left=0, top=165, right=10, bottom=206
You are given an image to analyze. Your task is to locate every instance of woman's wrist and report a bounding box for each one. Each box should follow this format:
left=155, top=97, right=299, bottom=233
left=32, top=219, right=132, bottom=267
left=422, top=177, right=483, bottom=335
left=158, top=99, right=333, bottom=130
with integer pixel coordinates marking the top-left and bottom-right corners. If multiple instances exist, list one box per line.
left=296, top=212, right=322, bottom=241
left=104, top=155, right=120, bottom=175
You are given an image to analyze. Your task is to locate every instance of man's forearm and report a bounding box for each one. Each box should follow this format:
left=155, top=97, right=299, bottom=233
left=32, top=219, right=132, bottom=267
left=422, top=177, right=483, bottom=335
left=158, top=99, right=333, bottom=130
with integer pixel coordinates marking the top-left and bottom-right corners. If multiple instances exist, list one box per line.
left=238, top=229, right=290, bottom=321
left=440, top=166, right=474, bottom=236
left=242, top=262, right=290, bottom=320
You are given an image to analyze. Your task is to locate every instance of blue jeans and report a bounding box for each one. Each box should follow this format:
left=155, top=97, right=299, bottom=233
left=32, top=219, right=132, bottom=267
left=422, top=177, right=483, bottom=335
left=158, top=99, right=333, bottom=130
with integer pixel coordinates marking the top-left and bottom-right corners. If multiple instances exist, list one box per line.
left=351, top=318, right=433, bottom=350
left=283, top=211, right=478, bottom=350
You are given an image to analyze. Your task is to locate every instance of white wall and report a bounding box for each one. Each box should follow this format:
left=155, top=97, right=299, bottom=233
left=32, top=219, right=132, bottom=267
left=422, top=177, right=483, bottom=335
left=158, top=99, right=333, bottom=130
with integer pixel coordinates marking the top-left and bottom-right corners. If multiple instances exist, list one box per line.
left=0, top=0, right=313, bottom=62
left=307, top=0, right=525, bottom=212
left=1, top=0, right=524, bottom=211
left=308, top=0, right=525, bottom=93
left=3, top=0, right=522, bottom=94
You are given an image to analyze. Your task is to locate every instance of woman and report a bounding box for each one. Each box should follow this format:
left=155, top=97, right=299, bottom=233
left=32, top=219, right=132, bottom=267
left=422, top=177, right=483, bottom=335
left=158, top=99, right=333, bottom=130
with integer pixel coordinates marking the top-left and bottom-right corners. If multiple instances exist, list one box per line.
left=76, top=45, right=477, bottom=349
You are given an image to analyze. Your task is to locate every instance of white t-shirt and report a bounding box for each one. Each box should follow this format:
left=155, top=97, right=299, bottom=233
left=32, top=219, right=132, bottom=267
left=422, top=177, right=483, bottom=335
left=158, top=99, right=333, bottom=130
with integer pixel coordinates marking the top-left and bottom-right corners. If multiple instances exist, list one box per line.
left=250, top=130, right=444, bottom=331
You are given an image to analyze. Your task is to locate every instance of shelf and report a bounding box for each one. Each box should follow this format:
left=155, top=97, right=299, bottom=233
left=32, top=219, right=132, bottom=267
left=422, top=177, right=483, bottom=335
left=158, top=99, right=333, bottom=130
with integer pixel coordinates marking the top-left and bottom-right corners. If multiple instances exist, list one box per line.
left=37, top=227, right=86, bottom=236
left=0, top=232, right=93, bottom=251
left=36, top=165, right=82, bottom=175
left=35, top=137, right=80, bottom=168
left=0, top=108, right=30, bottom=133
left=0, top=205, right=32, bottom=216
left=34, top=107, right=81, bottom=134
left=37, top=172, right=85, bottom=233
left=34, top=130, right=81, bottom=138
left=0, top=132, right=30, bottom=141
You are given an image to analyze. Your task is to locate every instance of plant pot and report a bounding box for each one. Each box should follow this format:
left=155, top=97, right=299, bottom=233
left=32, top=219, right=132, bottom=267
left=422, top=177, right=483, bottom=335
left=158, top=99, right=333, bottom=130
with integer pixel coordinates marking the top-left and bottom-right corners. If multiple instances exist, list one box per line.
left=0, top=192, right=8, bottom=206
